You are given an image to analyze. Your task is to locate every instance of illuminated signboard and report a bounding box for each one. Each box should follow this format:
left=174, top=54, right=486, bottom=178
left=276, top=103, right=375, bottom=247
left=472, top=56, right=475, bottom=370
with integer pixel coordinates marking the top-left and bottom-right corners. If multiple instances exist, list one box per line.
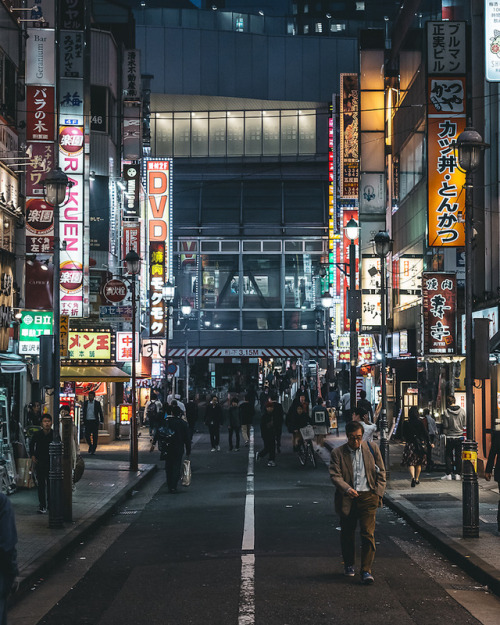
left=144, top=158, right=173, bottom=337
left=67, top=331, right=112, bottom=360
left=422, top=272, right=457, bottom=355
left=116, top=331, right=140, bottom=362
left=19, top=310, right=53, bottom=355
left=340, top=73, right=359, bottom=199
left=427, top=76, right=466, bottom=247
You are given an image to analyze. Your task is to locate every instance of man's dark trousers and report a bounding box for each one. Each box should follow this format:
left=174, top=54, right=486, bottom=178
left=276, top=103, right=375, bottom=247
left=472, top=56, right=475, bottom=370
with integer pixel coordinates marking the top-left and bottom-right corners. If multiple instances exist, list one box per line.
left=165, top=453, right=183, bottom=491
left=85, top=421, right=99, bottom=453
left=339, top=492, right=379, bottom=572
left=209, top=424, right=220, bottom=448
left=35, top=465, right=50, bottom=509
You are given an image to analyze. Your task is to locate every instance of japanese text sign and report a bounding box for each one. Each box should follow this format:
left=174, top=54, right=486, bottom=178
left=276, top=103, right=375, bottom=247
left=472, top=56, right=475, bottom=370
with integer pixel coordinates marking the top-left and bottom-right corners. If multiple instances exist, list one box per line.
left=19, top=310, right=53, bottom=355
left=423, top=272, right=457, bottom=355
left=427, top=77, right=466, bottom=247
left=67, top=331, right=111, bottom=360
left=340, top=74, right=359, bottom=199
left=426, top=21, right=466, bottom=75
left=26, top=86, right=55, bottom=142
left=116, top=332, right=140, bottom=362
left=486, top=2, right=500, bottom=81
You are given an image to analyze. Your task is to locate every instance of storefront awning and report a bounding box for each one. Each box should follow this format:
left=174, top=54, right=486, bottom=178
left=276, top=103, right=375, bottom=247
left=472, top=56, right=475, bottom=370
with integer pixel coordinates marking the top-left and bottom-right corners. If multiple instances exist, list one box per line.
left=60, top=366, right=130, bottom=382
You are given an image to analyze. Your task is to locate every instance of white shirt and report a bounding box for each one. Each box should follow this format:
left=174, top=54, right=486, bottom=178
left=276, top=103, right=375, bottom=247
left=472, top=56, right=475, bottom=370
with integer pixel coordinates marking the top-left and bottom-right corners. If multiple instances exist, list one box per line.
left=362, top=422, right=377, bottom=442
left=349, top=446, right=370, bottom=492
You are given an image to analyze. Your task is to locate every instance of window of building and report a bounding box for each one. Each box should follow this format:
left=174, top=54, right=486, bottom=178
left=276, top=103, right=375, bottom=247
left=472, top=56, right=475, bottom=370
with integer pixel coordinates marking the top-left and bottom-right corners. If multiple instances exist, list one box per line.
left=173, top=112, right=190, bottom=157
left=281, top=110, right=298, bottom=155
left=209, top=111, right=227, bottom=157
left=356, top=1, right=365, bottom=10
left=245, top=111, right=262, bottom=156
left=243, top=311, right=282, bottom=330
left=284, top=254, right=319, bottom=310
left=303, top=24, right=309, bottom=34
left=235, top=16, right=244, bottom=31
left=298, top=110, right=316, bottom=153
left=304, top=4, right=309, bottom=13
left=201, top=254, right=240, bottom=309
left=202, top=311, right=240, bottom=331
left=227, top=112, right=244, bottom=156
left=262, top=110, right=280, bottom=155
left=191, top=112, right=209, bottom=157
left=243, top=255, right=281, bottom=309
left=315, top=22, right=323, bottom=33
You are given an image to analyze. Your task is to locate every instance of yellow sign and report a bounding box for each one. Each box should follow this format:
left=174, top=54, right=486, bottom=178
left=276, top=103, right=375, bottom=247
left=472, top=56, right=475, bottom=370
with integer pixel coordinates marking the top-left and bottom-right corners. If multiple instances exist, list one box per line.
left=462, top=449, right=477, bottom=473
left=68, top=331, right=111, bottom=360
left=60, top=316, right=69, bottom=358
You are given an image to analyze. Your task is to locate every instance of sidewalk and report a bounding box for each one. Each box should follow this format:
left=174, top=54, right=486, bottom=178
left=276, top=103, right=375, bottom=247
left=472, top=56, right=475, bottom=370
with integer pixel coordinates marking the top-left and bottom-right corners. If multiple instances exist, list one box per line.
left=324, top=433, right=500, bottom=596
left=9, top=432, right=157, bottom=595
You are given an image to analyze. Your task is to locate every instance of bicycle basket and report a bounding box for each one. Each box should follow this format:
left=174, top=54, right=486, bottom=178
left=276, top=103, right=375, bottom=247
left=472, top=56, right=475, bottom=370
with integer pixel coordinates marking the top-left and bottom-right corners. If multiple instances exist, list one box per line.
left=300, top=425, right=315, bottom=441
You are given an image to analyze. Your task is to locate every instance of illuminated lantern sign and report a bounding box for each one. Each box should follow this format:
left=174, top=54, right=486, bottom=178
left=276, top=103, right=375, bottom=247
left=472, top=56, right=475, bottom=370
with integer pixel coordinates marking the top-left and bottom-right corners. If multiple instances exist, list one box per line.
left=116, top=331, right=140, bottom=362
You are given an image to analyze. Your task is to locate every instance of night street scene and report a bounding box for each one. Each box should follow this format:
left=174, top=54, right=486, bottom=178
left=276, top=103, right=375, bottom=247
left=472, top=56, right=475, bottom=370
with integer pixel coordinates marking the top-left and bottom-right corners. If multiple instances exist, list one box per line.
left=1, top=0, right=500, bottom=624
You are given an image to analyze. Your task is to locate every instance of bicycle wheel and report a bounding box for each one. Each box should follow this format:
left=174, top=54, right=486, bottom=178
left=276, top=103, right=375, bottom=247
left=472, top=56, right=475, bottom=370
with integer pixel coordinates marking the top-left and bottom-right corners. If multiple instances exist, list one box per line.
left=307, top=441, right=317, bottom=468
left=297, top=441, right=307, bottom=466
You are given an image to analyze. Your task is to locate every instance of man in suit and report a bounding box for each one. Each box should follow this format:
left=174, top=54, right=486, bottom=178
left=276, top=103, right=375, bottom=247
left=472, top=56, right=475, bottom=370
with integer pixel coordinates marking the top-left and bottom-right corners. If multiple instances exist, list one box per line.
left=82, top=391, right=104, bottom=454
left=485, top=428, right=500, bottom=534
left=329, top=421, right=386, bottom=584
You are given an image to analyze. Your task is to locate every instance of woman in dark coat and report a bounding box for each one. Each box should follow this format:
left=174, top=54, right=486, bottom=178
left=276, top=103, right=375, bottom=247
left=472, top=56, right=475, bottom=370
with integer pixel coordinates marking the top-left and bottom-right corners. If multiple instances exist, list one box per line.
left=401, top=406, right=432, bottom=487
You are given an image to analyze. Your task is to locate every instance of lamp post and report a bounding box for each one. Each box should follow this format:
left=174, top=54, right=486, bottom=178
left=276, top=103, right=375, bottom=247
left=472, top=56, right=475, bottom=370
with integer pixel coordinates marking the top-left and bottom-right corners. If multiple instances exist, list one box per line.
left=345, top=218, right=359, bottom=414
left=374, top=230, right=392, bottom=477
left=162, top=281, right=176, bottom=404
left=43, top=167, right=71, bottom=529
left=124, top=249, right=141, bottom=472
left=321, top=291, right=334, bottom=400
left=456, top=124, right=487, bottom=538
left=181, top=301, right=192, bottom=403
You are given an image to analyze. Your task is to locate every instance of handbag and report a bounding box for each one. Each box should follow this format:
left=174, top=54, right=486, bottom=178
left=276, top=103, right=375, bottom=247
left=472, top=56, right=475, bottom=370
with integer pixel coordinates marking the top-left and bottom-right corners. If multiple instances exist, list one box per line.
left=181, top=458, right=191, bottom=487
left=414, top=438, right=427, bottom=455
left=73, top=454, right=85, bottom=484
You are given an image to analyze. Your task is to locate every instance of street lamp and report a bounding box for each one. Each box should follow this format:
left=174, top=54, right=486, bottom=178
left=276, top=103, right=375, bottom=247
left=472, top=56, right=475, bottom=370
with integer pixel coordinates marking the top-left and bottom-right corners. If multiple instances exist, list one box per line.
left=345, top=218, right=359, bottom=414
left=374, top=230, right=392, bottom=478
left=321, top=291, right=334, bottom=400
left=456, top=124, right=488, bottom=538
left=125, top=249, right=141, bottom=472
left=43, top=167, right=71, bottom=529
left=181, top=301, right=192, bottom=403
left=162, top=281, right=176, bottom=404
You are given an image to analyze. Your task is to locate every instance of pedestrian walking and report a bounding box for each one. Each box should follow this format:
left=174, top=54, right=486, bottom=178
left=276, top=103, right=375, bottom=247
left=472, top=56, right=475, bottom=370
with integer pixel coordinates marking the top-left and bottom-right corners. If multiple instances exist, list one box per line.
left=29, top=413, right=53, bottom=514
left=152, top=405, right=191, bottom=493
left=401, top=407, right=432, bottom=487
left=485, top=428, right=500, bottom=534
left=340, top=391, right=351, bottom=421
left=351, top=407, right=377, bottom=443
left=311, top=396, right=329, bottom=447
left=256, top=400, right=281, bottom=466
left=422, top=408, right=438, bottom=472
left=185, top=394, right=198, bottom=440
left=239, top=394, right=254, bottom=446
left=145, top=391, right=163, bottom=436
left=26, top=401, right=42, bottom=427
left=227, top=396, right=241, bottom=451
left=204, top=395, right=223, bottom=451
left=441, top=395, right=466, bottom=481
left=357, top=390, right=374, bottom=423
left=272, top=400, right=284, bottom=453
left=82, top=391, right=104, bottom=455
left=329, top=421, right=386, bottom=584
left=0, top=492, right=18, bottom=625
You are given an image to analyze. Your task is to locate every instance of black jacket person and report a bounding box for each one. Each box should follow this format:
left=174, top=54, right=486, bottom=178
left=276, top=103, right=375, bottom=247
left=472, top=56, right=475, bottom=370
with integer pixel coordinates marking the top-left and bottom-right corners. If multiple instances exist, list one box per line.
left=153, top=406, right=191, bottom=493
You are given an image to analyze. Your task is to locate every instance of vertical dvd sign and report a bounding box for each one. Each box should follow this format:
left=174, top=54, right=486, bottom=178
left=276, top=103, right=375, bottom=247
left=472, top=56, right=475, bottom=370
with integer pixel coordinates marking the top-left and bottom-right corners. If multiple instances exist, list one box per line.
left=144, top=158, right=173, bottom=336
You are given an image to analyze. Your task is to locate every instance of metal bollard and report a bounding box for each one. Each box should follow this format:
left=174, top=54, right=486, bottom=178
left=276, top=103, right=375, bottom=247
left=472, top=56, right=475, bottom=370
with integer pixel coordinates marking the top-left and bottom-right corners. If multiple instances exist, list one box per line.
left=462, top=439, right=479, bottom=538
left=48, top=439, right=64, bottom=528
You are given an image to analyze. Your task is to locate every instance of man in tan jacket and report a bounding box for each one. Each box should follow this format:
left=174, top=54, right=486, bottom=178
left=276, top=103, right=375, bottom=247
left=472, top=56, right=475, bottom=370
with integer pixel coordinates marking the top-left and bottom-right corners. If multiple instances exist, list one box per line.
left=329, top=421, right=386, bottom=584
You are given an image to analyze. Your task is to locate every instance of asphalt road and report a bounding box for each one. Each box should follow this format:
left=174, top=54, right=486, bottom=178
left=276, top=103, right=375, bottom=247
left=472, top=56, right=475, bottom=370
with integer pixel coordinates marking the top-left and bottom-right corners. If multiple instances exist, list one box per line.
left=11, top=427, right=500, bottom=625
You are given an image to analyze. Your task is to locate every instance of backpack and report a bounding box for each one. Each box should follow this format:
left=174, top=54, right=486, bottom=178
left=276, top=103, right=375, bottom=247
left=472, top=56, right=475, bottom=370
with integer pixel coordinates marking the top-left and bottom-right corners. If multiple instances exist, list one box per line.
left=157, top=422, right=176, bottom=459
left=146, top=400, right=160, bottom=424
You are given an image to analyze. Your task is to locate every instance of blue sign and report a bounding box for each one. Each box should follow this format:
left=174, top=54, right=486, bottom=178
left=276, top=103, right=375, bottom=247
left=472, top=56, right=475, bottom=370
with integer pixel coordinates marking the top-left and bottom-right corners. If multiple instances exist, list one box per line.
left=99, top=305, right=133, bottom=321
